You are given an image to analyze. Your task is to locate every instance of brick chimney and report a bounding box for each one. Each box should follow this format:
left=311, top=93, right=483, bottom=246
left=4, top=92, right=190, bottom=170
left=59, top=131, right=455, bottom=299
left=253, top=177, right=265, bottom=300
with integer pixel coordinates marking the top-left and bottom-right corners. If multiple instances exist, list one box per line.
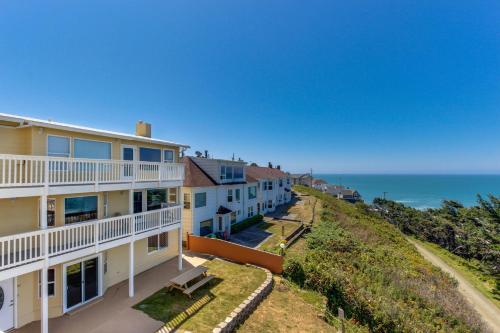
left=136, top=121, right=151, bottom=138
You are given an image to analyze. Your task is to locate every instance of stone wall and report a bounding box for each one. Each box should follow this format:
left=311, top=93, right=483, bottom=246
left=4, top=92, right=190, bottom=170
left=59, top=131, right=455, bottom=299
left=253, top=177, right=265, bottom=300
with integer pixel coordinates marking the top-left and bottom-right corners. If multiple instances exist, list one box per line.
left=213, top=266, right=273, bottom=333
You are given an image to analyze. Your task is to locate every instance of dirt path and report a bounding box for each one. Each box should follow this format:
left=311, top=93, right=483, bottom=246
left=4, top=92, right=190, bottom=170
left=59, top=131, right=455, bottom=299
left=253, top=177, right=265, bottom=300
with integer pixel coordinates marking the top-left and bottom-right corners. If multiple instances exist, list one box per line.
left=409, top=239, right=500, bottom=332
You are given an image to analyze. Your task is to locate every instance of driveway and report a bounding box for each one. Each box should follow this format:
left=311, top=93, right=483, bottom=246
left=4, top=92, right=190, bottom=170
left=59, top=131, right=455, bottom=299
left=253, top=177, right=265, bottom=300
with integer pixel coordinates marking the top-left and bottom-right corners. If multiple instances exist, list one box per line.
left=230, top=223, right=272, bottom=248
left=15, top=253, right=206, bottom=333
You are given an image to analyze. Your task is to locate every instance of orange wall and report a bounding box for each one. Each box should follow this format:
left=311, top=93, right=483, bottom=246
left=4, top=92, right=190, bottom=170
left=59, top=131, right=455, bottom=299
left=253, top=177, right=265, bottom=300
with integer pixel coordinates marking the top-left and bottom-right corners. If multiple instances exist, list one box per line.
left=187, top=234, right=283, bottom=274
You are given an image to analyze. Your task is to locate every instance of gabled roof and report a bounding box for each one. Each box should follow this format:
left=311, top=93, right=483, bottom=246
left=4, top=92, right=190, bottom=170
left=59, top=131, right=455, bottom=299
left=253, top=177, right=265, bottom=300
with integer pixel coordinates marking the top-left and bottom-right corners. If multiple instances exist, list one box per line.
left=246, top=165, right=288, bottom=180
left=0, top=113, right=189, bottom=148
left=182, top=157, right=217, bottom=187
left=216, top=206, right=232, bottom=214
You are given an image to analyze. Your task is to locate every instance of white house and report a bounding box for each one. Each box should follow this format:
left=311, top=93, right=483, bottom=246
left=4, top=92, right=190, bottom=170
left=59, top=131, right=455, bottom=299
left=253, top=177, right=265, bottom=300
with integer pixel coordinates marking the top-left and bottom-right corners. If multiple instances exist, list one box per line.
left=181, top=157, right=259, bottom=239
left=246, top=165, right=292, bottom=214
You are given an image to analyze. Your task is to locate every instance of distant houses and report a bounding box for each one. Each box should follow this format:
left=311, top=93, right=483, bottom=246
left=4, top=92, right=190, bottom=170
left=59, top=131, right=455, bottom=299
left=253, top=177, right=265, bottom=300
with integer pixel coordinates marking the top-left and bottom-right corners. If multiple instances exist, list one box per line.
left=313, top=181, right=362, bottom=203
left=290, top=173, right=313, bottom=187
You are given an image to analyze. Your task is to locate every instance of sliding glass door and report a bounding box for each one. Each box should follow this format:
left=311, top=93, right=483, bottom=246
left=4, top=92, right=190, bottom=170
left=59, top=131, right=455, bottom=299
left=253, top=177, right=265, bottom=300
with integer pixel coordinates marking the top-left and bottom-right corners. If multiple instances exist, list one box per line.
left=65, top=256, right=100, bottom=311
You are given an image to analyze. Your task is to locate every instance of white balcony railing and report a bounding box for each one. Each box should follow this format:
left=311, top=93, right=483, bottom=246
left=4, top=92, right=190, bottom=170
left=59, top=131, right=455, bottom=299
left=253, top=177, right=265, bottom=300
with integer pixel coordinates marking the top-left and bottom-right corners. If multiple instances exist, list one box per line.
left=0, top=206, right=181, bottom=271
left=0, top=154, right=184, bottom=187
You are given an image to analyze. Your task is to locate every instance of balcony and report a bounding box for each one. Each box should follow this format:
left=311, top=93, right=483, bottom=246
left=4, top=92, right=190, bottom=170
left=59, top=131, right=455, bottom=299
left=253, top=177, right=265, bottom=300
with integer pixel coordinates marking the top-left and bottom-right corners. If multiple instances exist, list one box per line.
left=0, top=205, right=182, bottom=279
left=0, top=154, right=184, bottom=197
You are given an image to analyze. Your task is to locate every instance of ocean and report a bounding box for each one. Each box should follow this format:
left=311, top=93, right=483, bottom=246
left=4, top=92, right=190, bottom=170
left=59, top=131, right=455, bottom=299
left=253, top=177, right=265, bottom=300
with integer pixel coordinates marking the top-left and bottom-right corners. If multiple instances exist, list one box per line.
left=314, top=174, right=500, bottom=209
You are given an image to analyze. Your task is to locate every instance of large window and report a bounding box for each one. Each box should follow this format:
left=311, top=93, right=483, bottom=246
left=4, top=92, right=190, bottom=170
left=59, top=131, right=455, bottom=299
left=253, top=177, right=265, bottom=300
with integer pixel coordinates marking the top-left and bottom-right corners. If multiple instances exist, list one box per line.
left=38, top=268, right=55, bottom=297
left=195, top=192, right=207, bottom=208
left=64, top=196, right=98, bottom=224
left=74, top=139, right=111, bottom=160
left=139, top=147, right=161, bottom=162
left=200, top=219, right=213, bottom=236
left=248, top=186, right=257, bottom=199
left=147, top=232, right=168, bottom=253
left=48, top=135, right=70, bottom=158
left=234, top=167, right=243, bottom=179
left=147, top=189, right=167, bottom=211
left=163, top=150, right=175, bottom=163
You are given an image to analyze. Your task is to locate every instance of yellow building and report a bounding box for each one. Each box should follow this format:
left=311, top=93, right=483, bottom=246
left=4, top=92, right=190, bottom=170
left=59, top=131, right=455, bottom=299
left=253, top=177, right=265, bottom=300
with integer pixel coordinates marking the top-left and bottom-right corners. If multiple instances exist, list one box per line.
left=0, top=113, right=188, bottom=332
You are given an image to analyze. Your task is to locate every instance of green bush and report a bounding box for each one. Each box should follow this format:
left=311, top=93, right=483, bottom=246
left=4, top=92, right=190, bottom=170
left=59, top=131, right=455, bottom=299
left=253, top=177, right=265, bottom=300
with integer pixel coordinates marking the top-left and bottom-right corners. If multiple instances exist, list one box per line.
left=231, top=214, right=263, bottom=234
left=285, top=186, right=485, bottom=332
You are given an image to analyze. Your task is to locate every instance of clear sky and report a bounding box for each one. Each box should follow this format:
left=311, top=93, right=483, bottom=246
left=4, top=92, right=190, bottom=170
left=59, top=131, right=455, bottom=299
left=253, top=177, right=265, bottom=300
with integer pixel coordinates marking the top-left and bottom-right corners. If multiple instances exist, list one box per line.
left=1, top=1, right=499, bottom=174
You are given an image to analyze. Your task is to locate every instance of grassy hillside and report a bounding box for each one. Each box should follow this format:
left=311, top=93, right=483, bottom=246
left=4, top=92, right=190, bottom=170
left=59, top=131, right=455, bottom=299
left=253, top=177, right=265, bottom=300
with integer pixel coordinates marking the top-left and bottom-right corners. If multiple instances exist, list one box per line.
left=285, top=186, right=486, bottom=332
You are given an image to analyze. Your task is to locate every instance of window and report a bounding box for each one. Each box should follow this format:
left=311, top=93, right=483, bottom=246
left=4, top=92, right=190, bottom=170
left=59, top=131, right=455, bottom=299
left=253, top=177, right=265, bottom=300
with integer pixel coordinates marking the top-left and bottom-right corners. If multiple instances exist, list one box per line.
left=200, top=219, right=213, bottom=236
left=248, top=186, right=257, bottom=199
left=279, top=179, right=283, bottom=187
left=225, top=166, right=233, bottom=180
left=267, top=200, right=273, bottom=209
left=168, top=188, right=177, bottom=205
left=38, top=268, right=55, bottom=297
left=43, top=198, right=56, bottom=227
left=248, top=206, right=254, bottom=218
left=234, top=166, right=243, bottom=179
left=74, top=139, right=111, bottom=160
left=231, top=212, right=237, bottom=224
left=235, top=189, right=240, bottom=202
left=220, top=166, right=226, bottom=180
left=147, top=189, right=166, bottom=211
left=183, top=193, right=191, bottom=209
left=195, top=192, right=207, bottom=208
left=287, top=178, right=290, bottom=185
left=163, top=149, right=175, bottom=163
left=227, top=189, right=233, bottom=203
left=218, top=216, right=223, bottom=231
left=65, top=196, right=98, bottom=224
left=139, top=147, right=161, bottom=162
left=48, top=136, right=70, bottom=157
left=148, top=232, right=168, bottom=253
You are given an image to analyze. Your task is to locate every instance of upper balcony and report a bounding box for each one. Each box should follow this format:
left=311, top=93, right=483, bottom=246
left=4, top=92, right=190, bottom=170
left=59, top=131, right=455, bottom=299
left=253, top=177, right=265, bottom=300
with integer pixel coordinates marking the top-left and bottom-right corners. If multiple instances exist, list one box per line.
left=0, top=205, right=182, bottom=280
left=0, top=154, right=185, bottom=198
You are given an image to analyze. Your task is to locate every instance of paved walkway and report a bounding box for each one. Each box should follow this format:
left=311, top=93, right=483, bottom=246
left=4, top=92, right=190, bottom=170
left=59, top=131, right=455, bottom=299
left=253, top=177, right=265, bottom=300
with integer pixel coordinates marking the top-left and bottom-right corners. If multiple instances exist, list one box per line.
left=16, top=254, right=206, bottom=333
left=409, top=239, right=500, bottom=332
left=230, top=223, right=272, bottom=248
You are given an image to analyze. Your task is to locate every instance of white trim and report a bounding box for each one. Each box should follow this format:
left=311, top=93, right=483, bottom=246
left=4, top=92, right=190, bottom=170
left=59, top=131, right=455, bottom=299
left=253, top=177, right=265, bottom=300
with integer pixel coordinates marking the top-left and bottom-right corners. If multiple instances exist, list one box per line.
left=121, top=144, right=137, bottom=161
left=146, top=232, right=169, bottom=255
left=0, top=112, right=189, bottom=148
left=13, top=276, right=18, bottom=329
left=62, top=253, right=103, bottom=313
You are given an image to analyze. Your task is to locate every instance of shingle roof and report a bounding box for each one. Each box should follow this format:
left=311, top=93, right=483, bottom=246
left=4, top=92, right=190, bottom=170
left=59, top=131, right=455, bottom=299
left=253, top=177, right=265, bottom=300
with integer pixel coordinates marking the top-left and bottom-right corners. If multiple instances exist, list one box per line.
left=246, top=165, right=288, bottom=180
left=182, top=157, right=217, bottom=187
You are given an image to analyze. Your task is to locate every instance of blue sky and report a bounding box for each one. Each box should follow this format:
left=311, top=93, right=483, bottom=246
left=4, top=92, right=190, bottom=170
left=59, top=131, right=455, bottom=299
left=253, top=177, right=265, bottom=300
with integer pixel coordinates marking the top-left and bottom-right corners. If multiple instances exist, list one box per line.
left=1, top=1, right=499, bottom=174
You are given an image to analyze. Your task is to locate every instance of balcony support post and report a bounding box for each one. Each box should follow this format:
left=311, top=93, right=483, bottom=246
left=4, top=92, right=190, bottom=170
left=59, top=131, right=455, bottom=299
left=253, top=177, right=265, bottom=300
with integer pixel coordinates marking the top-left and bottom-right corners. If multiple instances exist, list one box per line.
left=40, top=266, right=49, bottom=333
left=40, top=193, right=47, bottom=229
left=128, top=240, right=134, bottom=298
left=178, top=224, right=183, bottom=272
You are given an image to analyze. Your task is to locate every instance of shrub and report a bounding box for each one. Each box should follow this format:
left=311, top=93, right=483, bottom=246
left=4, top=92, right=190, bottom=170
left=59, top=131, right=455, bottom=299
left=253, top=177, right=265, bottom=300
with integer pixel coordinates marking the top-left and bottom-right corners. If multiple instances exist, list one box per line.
left=286, top=186, right=486, bottom=332
left=231, top=214, right=263, bottom=234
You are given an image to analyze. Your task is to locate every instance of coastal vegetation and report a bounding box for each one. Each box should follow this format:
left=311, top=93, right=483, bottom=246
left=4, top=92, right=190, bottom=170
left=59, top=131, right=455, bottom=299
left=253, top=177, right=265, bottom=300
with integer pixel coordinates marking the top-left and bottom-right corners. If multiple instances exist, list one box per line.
left=373, top=196, right=500, bottom=302
left=284, top=186, right=485, bottom=332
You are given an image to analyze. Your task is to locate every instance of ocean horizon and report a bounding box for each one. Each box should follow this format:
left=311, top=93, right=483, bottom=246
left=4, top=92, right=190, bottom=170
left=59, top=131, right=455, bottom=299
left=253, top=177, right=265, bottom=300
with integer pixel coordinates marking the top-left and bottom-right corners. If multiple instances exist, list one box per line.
left=314, top=174, right=500, bottom=209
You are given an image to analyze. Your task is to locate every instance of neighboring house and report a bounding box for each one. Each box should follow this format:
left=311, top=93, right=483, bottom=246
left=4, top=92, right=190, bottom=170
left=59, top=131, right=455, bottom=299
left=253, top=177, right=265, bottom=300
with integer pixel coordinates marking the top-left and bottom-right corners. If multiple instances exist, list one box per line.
left=319, top=184, right=362, bottom=203
left=246, top=165, right=292, bottom=214
left=181, top=157, right=258, bottom=239
left=312, top=178, right=327, bottom=189
left=290, top=173, right=313, bottom=187
left=0, top=113, right=187, bottom=333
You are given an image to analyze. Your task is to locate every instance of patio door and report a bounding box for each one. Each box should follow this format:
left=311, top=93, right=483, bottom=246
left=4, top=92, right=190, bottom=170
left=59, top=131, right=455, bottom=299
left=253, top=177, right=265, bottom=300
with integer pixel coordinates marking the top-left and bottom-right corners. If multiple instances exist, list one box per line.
left=65, top=256, right=101, bottom=312
left=121, top=145, right=137, bottom=179
left=0, top=278, right=14, bottom=331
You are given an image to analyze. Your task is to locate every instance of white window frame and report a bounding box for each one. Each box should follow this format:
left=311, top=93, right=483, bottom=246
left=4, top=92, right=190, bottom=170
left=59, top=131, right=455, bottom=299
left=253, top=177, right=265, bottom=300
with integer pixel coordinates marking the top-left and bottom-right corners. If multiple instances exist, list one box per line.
left=73, top=137, right=112, bottom=160
left=162, top=149, right=175, bottom=163
left=147, top=232, right=169, bottom=254
left=235, top=189, right=241, bottom=202
left=38, top=268, right=56, bottom=298
left=194, top=192, right=207, bottom=208
left=47, top=134, right=71, bottom=158
left=227, top=189, right=233, bottom=203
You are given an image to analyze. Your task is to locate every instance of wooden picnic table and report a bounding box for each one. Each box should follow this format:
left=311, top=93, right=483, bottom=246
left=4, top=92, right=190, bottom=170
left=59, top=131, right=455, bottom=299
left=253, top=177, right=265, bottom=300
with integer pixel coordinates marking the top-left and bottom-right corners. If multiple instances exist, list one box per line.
left=167, top=266, right=214, bottom=298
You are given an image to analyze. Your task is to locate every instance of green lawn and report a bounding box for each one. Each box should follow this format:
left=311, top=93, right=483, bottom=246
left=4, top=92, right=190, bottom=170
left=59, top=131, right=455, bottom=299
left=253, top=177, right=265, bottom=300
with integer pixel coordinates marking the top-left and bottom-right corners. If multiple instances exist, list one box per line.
left=133, top=258, right=267, bottom=333
left=257, top=220, right=301, bottom=254
left=412, top=237, right=500, bottom=309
